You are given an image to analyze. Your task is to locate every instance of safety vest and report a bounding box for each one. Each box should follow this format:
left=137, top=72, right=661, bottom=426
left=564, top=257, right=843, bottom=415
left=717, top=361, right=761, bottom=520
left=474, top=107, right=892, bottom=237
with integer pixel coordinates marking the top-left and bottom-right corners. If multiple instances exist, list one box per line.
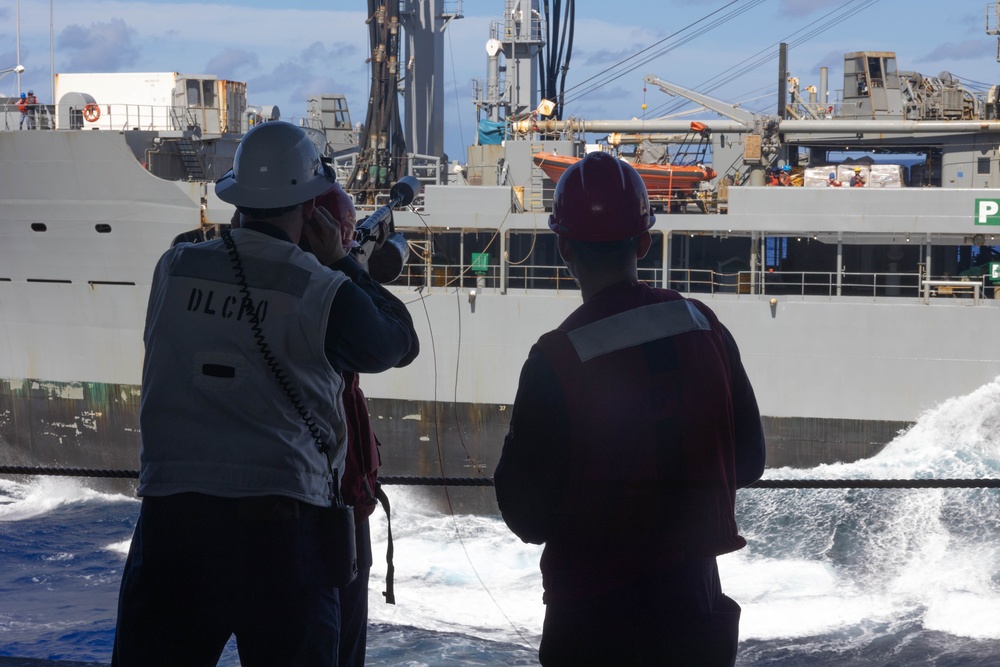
left=534, top=282, right=746, bottom=600
left=138, top=228, right=349, bottom=506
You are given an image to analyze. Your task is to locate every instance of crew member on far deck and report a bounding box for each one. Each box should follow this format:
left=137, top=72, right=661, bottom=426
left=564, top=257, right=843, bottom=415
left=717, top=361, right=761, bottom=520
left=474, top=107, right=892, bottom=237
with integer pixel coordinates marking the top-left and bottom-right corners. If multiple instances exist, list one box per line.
left=16, top=93, right=28, bottom=129
left=827, top=172, right=843, bottom=187
left=850, top=166, right=866, bottom=187
left=22, top=90, right=38, bottom=129
left=778, top=164, right=793, bottom=186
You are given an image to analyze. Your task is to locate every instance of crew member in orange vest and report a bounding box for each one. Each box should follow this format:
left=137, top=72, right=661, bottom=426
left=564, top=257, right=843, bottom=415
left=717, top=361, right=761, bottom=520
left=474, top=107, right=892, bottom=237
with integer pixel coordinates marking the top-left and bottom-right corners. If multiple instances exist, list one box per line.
left=21, top=90, right=38, bottom=129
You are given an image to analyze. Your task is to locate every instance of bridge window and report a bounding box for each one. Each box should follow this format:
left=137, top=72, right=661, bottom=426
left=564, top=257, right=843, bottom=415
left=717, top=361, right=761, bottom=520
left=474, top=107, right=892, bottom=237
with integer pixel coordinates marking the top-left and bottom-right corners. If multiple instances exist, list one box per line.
left=185, top=79, right=216, bottom=108
left=867, top=57, right=883, bottom=86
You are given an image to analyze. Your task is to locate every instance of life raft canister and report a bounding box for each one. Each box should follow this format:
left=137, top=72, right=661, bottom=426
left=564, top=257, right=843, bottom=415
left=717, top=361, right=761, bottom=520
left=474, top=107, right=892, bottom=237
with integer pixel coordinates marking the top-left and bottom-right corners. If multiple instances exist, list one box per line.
left=83, top=103, right=101, bottom=122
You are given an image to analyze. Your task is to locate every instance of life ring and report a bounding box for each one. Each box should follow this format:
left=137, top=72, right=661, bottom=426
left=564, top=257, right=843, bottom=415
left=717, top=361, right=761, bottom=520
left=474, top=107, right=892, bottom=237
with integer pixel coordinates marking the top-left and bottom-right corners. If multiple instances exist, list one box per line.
left=83, top=103, right=101, bottom=122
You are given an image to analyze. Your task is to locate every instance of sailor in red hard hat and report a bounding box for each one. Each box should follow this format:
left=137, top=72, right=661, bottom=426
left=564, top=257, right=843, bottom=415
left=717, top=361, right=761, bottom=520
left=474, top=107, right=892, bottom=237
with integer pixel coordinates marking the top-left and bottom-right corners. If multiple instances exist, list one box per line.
left=496, top=151, right=765, bottom=667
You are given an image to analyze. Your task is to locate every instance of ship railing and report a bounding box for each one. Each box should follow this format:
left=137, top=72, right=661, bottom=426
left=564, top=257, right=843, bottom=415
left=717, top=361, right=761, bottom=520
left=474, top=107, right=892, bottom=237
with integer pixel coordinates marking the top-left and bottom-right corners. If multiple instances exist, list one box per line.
left=390, top=259, right=581, bottom=295
left=759, top=271, right=926, bottom=298
left=330, top=153, right=357, bottom=184
left=922, top=279, right=982, bottom=304
left=666, top=269, right=996, bottom=301
left=504, top=263, right=576, bottom=294
left=0, top=101, right=17, bottom=130
left=432, top=0, right=464, bottom=18
left=330, top=153, right=442, bottom=190
left=491, top=5, right=545, bottom=44
left=69, top=103, right=176, bottom=132
left=399, top=0, right=463, bottom=16
left=667, top=269, right=719, bottom=293
left=406, top=153, right=445, bottom=187
left=390, top=263, right=671, bottom=294
left=0, top=101, right=53, bottom=130
left=389, top=258, right=997, bottom=302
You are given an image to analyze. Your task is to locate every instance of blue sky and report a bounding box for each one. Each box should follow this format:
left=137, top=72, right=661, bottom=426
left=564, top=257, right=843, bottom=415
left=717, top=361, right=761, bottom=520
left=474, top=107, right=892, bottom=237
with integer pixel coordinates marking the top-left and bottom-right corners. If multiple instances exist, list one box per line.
left=2, top=0, right=998, bottom=158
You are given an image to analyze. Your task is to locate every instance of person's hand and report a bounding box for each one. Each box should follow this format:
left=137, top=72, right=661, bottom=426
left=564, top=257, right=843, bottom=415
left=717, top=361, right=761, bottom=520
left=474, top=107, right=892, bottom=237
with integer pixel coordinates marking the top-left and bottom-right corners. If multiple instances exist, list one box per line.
left=337, top=215, right=358, bottom=252
left=370, top=217, right=390, bottom=251
left=302, top=206, right=348, bottom=266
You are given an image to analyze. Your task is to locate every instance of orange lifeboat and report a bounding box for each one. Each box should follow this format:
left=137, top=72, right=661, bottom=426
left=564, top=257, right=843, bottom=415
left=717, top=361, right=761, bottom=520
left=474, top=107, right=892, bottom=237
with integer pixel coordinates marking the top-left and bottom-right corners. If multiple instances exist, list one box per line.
left=532, top=152, right=717, bottom=200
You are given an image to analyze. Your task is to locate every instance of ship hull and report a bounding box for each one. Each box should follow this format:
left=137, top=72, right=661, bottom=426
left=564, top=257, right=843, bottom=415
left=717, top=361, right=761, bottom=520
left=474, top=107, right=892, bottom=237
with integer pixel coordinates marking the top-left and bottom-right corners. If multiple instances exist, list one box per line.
left=2, top=284, right=993, bottom=474
left=3, top=133, right=1000, bottom=475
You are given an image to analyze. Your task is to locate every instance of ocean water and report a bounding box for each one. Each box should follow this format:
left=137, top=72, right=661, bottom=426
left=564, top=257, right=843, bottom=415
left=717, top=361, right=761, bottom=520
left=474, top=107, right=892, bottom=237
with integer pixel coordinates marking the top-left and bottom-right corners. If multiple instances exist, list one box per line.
left=1, top=377, right=999, bottom=666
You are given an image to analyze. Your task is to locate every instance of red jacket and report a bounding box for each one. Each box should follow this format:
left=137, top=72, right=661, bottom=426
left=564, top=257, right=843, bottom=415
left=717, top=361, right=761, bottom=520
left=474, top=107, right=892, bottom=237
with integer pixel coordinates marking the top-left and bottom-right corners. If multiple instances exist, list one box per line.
left=341, top=370, right=381, bottom=521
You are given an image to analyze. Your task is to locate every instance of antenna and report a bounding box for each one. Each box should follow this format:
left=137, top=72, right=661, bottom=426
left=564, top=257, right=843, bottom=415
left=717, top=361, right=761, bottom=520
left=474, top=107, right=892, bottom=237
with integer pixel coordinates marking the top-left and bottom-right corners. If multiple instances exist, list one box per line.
left=16, top=0, right=22, bottom=92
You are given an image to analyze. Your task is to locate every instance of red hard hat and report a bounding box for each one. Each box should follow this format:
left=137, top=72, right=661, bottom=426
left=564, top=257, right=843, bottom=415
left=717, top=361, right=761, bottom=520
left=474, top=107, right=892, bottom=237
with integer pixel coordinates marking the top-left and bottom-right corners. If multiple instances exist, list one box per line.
left=315, top=182, right=358, bottom=249
left=548, top=152, right=655, bottom=242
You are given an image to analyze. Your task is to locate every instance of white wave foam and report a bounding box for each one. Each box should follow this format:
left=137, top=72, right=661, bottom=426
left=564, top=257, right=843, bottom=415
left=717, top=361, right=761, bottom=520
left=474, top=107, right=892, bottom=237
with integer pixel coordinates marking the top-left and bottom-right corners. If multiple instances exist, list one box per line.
left=0, top=477, right=134, bottom=522
left=738, top=375, right=1000, bottom=642
left=367, top=487, right=543, bottom=648
left=768, top=374, right=1000, bottom=481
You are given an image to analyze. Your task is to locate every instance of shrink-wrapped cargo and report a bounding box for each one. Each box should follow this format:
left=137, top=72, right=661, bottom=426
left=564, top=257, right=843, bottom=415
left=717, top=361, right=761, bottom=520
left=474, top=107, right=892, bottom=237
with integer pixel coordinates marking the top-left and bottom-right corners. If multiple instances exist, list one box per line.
left=804, top=167, right=842, bottom=187
left=868, top=164, right=905, bottom=188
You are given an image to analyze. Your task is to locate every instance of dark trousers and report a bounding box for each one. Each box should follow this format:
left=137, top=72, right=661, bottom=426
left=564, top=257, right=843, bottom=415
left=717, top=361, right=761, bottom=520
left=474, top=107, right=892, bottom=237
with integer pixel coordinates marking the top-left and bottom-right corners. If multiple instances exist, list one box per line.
left=539, top=558, right=740, bottom=667
left=112, top=493, right=340, bottom=667
left=338, top=520, right=374, bottom=667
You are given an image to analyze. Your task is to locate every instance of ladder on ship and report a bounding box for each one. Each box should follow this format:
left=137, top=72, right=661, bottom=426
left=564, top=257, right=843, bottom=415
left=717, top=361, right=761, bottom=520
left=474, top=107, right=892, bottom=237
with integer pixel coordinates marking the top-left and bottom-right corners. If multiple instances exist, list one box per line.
left=527, top=142, right=547, bottom=212
left=174, top=139, right=207, bottom=181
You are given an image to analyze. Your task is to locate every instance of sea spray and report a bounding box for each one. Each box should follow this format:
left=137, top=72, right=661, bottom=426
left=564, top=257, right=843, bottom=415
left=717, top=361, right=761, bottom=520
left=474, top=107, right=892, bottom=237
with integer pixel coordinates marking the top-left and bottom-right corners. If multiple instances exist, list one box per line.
left=729, top=375, right=1000, bottom=650
left=1, top=377, right=999, bottom=664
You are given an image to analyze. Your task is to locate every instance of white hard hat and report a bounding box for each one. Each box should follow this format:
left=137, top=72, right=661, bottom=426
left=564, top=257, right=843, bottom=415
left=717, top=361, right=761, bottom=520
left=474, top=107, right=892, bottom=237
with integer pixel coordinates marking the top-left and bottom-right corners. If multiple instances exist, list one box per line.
left=215, top=121, right=333, bottom=209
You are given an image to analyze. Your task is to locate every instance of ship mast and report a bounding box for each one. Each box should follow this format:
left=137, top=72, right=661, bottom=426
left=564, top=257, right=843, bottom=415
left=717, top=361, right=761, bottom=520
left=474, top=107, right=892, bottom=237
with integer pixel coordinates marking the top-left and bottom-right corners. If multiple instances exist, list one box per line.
left=399, top=0, right=464, bottom=160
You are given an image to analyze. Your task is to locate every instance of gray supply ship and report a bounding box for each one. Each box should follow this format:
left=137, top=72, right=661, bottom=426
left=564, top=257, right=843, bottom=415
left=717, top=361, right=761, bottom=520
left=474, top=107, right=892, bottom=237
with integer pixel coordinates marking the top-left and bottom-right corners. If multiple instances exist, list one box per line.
left=2, top=0, right=1000, bottom=480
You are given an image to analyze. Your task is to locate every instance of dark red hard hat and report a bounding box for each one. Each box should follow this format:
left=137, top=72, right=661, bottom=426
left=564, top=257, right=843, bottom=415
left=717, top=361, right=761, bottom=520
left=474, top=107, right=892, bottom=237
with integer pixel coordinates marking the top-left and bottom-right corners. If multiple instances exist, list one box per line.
left=315, top=182, right=358, bottom=249
left=548, top=152, right=655, bottom=242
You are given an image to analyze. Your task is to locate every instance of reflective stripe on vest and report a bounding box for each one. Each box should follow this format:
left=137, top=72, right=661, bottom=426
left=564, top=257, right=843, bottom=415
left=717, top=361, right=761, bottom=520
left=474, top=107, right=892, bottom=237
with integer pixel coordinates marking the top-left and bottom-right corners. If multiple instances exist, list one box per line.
left=567, top=299, right=710, bottom=362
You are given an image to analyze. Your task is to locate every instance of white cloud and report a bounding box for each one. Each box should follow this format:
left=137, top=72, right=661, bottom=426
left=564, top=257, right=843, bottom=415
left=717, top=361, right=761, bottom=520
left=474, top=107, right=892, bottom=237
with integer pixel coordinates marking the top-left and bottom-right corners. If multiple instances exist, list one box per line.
left=204, top=48, right=261, bottom=78
left=58, top=18, right=140, bottom=72
left=918, top=40, right=991, bottom=63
